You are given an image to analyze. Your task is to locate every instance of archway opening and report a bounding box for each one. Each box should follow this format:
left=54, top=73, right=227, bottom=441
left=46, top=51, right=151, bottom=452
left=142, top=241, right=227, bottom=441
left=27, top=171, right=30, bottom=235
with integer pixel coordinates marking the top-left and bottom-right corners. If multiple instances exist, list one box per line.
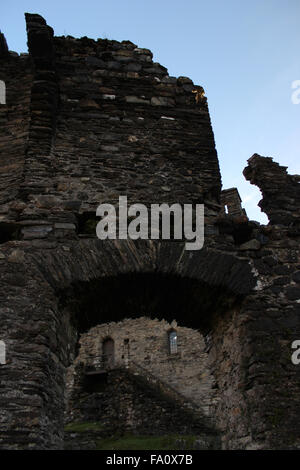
left=59, top=272, right=243, bottom=336
left=60, top=271, right=244, bottom=449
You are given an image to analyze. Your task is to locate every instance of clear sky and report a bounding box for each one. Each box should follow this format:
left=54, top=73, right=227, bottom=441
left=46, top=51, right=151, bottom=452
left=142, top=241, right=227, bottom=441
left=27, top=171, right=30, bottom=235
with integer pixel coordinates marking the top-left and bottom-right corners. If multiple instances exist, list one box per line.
left=1, top=0, right=299, bottom=223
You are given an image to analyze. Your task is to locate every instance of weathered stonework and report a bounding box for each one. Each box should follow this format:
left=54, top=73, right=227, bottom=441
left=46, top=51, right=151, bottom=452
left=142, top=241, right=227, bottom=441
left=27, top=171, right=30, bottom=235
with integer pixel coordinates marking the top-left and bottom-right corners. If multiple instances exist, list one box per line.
left=64, top=318, right=221, bottom=449
left=221, top=187, right=247, bottom=218
left=64, top=368, right=220, bottom=450
left=0, top=13, right=299, bottom=450
left=66, top=318, right=219, bottom=417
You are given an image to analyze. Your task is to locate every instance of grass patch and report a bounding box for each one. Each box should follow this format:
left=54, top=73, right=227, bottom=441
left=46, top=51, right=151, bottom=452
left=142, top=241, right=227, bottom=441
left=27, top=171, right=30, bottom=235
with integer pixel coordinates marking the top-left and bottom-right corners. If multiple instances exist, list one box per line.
left=64, top=421, right=104, bottom=433
left=95, top=434, right=197, bottom=450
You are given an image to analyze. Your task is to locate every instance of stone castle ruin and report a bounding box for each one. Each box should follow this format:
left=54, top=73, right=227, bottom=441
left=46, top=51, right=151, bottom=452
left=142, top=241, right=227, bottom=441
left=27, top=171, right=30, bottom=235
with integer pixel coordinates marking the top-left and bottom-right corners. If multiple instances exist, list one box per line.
left=0, top=13, right=299, bottom=450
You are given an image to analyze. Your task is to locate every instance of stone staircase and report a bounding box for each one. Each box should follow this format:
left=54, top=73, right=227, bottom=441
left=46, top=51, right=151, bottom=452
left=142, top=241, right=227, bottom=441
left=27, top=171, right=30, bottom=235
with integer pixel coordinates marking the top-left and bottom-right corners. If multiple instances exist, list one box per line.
left=126, top=360, right=216, bottom=431
left=124, top=361, right=218, bottom=437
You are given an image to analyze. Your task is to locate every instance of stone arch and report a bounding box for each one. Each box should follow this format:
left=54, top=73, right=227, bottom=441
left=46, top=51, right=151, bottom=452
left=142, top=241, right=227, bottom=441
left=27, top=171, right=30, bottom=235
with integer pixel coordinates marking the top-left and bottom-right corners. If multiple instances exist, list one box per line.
left=45, top=238, right=257, bottom=344
left=0, top=239, right=257, bottom=449
left=28, top=239, right=257, bottom=297
left=29, top=239, right=257, bottom=329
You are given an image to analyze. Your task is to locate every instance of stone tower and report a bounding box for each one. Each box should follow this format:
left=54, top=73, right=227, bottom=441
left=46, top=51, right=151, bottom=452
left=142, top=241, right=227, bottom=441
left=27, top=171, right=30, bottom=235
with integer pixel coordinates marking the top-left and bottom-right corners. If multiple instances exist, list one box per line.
left=0, top=13, right=299, bottom=450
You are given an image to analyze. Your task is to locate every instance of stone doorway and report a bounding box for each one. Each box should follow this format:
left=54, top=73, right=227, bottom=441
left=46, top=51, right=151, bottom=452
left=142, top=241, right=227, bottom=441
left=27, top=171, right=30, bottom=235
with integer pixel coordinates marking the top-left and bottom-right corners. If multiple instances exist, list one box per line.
left=102, top=338, right=115, bottom=369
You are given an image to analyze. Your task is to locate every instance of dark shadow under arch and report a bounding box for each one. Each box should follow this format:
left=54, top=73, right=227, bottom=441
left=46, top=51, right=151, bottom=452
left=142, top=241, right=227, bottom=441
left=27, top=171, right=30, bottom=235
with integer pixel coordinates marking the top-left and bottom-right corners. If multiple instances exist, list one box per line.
left=59, top=271, right=244, bottom=335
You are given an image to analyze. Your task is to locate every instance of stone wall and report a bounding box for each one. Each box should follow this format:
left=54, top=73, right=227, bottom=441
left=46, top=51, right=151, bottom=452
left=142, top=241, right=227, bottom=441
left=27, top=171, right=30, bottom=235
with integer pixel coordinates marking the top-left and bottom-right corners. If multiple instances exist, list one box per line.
left=0, top=13, right=222, bottom=243
left=64, top=368, right=220, bottom=450
left=0, top=53, right=32, bottom=206
left=244, top=154, right=300, bottom=226
left=220, top=188, right=247, bottom=217
left=66, top=317, right=218, bottom=417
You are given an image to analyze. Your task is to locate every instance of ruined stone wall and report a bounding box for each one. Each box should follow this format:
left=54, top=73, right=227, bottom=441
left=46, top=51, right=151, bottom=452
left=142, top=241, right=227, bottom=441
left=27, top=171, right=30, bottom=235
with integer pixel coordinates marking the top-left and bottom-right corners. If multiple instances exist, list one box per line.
left=64, top=368, right=220, bottom=450
left=0, top=13, right=221, bottom=242
left=68, top=317, right=218, bottom=417
left=244, top=154, right=300, bottom=226
left=220, top=188, right=246, bottom=218
left=0, top=13, right=300, bottom=451
left=208, top=206, right=300, bottom=448
left=50, top=35, right=220, bottom=212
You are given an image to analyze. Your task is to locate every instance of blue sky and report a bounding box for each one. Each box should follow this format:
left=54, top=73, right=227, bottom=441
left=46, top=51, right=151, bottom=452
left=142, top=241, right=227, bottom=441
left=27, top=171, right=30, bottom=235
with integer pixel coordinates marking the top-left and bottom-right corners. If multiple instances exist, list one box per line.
left=1, top=0, right=299, bottom=223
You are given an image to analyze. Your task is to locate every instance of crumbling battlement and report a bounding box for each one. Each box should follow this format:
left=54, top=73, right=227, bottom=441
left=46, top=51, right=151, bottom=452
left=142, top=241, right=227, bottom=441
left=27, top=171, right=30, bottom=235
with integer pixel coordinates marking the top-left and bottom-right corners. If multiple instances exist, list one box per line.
left=244, top=153, right=300, bottom=226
